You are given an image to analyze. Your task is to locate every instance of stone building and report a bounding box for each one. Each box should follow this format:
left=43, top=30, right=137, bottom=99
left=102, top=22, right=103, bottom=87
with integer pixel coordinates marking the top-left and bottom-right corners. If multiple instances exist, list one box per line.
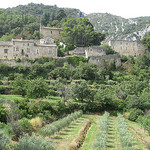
left=69, top=46, right=106, bottom=58
left=88, top=54, right=121, bottom=68
left=0, top=26, right=62, bottom=59
left=85, top=46, right=106, bottom=58
left=109, top=40, right=145, bottom=57
left=40, top=26, right=62, bottom=42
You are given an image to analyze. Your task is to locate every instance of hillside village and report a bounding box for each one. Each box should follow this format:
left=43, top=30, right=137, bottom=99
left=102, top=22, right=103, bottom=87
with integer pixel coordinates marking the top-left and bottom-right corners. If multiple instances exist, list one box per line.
left=0, top=3, right=150, bottom=150
left=0, top=26, right=146, bottom=67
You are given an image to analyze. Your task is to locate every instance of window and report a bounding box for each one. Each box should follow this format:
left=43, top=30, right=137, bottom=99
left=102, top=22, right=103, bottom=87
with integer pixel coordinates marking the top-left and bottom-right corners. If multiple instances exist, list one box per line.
left=36, top=49, right=39, bottom=54
left=21, top=49, right=24, bottom=55
left=51, top=31, right=53, bottom=34
left=4, top=56, right=7, bottom=58
left=16, top=47, right=19, bottom=51
left=27, top=43, right=29, bottom=46
left=27, top=48, right=30, bottom=53
left=48, top=49, right=51, bottom=54
left=4, top=49, right=8, bottom=54
left=120, top=46, right=122, bottom=50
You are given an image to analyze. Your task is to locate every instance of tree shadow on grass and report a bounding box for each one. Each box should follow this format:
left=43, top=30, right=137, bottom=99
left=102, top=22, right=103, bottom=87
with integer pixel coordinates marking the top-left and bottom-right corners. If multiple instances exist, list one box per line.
left=53, top=136, right=63, bottom=139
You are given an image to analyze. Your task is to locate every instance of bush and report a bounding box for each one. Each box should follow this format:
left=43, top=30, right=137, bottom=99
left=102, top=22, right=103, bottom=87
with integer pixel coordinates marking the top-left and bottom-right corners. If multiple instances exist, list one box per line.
left=29, top=117, right=42, bottom=132
left=14, top=133, right=55, bottom=150
left=147, top=142, right=150, bottom=150
left=128, top=109, right=144, bottom=121
left=0, top=104, right=7, bottom=123
left=26, top=78, right=49, bottom=99
left=0, top=85, right=6, bottom=94
left=0, top=131, right=10, bottom=150
left=121, top=55, right=128, bottom=62
left=18, top=118, right=32, bottom=133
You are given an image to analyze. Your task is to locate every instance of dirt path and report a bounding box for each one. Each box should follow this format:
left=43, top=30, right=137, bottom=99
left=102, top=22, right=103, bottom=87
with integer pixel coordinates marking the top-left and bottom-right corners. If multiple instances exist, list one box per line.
left=80, top=115, right=100, bottom=150
left=53, top=115, right=94, bottom=150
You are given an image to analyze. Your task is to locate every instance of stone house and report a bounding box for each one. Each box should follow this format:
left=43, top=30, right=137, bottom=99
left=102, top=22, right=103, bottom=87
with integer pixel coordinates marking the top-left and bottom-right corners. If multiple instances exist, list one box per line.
left=0, top=26, right=62, bottom=59
left=69, top=46, right=106, bottom=58
left=109, top=40, right=145, bottom=57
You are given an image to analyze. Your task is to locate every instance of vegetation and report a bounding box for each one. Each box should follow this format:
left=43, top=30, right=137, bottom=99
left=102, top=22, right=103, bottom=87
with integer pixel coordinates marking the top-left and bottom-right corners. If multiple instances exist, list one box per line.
left=0, top=3, right=150, bottom=150
left=61, top=18, right=105, bottom=47
left=14, top=133, right=55, bottom=150
left=93, top=112, right=110, bottom=150
left=39, top=110, right=83, bottom=136
left=117, top=114, right=134, bottom=149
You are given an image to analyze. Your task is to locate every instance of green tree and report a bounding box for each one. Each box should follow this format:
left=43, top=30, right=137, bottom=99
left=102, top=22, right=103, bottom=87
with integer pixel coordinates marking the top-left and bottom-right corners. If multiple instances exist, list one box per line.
left=56, top=9, right=66, bottom=21
left=100, top=44, right=116, bottom=55
left=26, top=78, right=49, bottom=99
left=142, top=36, right=150, bottom=51
left=11, top=75, right=26, bottom=96
left=70, top=80, right=91, bottom=101
left=61, top=18, right=105, bottom=47
left=41, top=13, right=50, bottom=26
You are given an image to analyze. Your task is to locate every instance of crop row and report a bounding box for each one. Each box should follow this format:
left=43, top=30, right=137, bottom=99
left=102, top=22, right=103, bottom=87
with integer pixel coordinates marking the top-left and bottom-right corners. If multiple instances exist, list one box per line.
left=117, top=114, right=135, bottom=150
left=93, top=111, right=110, bottom=150
left=39, top=110, right=83, bottom=137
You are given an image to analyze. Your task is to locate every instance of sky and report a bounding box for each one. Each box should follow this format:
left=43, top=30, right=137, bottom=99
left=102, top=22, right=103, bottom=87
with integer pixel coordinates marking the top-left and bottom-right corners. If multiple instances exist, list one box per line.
left=0, top=0, right=150, bottom=19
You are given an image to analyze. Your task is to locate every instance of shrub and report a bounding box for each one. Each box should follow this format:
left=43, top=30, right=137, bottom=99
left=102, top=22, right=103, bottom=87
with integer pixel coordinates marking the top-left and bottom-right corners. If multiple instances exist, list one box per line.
left=93, top=112, right=110, bottom=150
left=128, top=109, right=144, bottom=121
left=26, top=78, right=49, bottom=99
left=0, top=131, right=10, bottom=150
left=0, top=85, right=6, bottom=94
left=29, top=117, right=42, bottom=132
left=0, top=104, right=7, bottom=123
left=39, top=110, right=83, bottom=137
left=14, top=133, right=55, bottom=150
left=18, top=118, right=32, bottom=133
left=147, top=142, right=150, bottom=150
left=117, top=114, right=134, bottom=149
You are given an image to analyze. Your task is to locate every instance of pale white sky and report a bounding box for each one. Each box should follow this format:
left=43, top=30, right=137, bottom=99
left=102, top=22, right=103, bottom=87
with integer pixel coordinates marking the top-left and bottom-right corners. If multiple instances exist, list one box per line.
left=0, top=0, right=150, bottom=18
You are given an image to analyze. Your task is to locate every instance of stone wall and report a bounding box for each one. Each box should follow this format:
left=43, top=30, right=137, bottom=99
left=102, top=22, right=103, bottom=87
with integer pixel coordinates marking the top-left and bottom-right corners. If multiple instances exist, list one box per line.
left=109, top=40, right=145, bottom=56
left=88, top=54, right=121, bottom=68
left=69, top=46, right=106, bottom=58
left=85, top=46, right=106, bottom=58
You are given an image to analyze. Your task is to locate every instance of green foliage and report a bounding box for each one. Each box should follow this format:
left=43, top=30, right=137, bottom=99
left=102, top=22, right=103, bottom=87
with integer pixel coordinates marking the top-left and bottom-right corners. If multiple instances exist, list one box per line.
left=147, top=142, right=150, bottom=150
left=136, top=116, right=150, bottom=135
left=100, top=44, right=116, bottom=55
left=61, top=18, right=105, bottom=47
left=93, top=112, right=110, bottom=150
left=67, top=56, right=88, bottom=67
left=117, top=114, right=134, bottom=149
left=11, top=75, right=26, bottom=96
left=26, top=78, right=49, bottom=99
left=14, top=133, right=55, bottom=150
left=0, top=131, right=10, bottom=150
left=121, top=55, right=128, bottom=62
left=0, top=103, right=7, bottom=123
left=0, top=85, right=6, bottom=94
left=39, top=110, right=83, bottom=136
left=128, top=109, right=144, bottom=121
left=142, top=36, right=150, bottom=51
left=18, top=118, right=32, bottom=133
left=70, top=80, right=91, bottom=101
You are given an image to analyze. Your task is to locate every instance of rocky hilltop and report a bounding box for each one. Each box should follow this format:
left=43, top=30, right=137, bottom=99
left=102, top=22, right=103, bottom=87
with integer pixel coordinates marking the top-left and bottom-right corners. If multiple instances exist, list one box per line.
left=86, top=13, right=150, bottom=41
